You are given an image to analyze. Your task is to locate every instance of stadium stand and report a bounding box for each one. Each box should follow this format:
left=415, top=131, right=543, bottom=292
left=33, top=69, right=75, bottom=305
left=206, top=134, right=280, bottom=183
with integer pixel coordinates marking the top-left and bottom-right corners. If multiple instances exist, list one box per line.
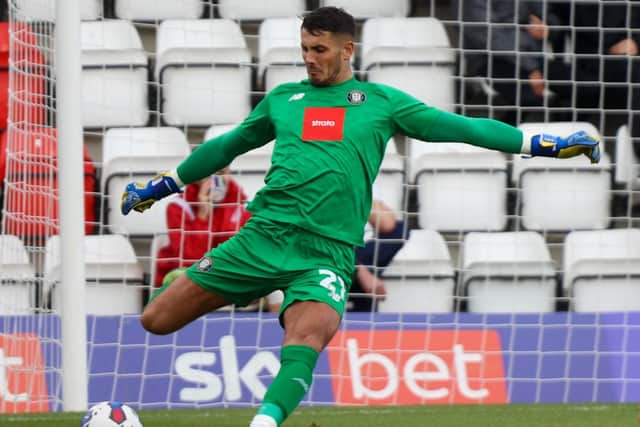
left=1, top=126, right=97, bottom=239
left=361, top=17, right=455, bottom=111
left=204, top=124, right=274, bottom=201
left=373, top=140, right=405, bottom=215
left=43, top=234, right=144, bottom=314
left=258, top=17, right=307, bottom=91
left=461, top=231, right=557, bottom=313
left=564, top=228, right=640, bottom=312
left=101, top=127, right=191, bottom=237
left=217, top=0, right=306, bottom=20
left=12, top=0, right=102, bottom=21
left=513, top=122, right=611, bottom=231
left=378, top=229, right=455, bottom=313
left=410, top=140, right=508, bottom=231
left=614, top=125, right=640, bottom=193
left=0, top=234, right=36, bottom=314
left=156, top=19, right=252, bottom=126
left=320, top=0, right=410, bottom=18
left=149, top=232, right=169, bottom=291
left=0, top=22, right=48, bottom=131
left=113, top=0, right=204, bottom=21
left=80, top=20, right=149, bottom=128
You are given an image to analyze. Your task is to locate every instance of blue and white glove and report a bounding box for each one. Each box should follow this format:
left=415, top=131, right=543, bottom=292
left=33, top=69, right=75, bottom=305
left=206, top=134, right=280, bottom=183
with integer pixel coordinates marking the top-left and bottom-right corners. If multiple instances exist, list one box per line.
left=121, top=171, right=182, bottom=215
left=530, top=131, right=601, bottom=164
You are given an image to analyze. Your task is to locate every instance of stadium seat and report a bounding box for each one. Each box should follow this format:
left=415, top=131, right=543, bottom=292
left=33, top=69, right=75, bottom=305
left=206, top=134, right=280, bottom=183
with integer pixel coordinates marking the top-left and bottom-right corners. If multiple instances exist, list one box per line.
left=156, top=19, right=252, bottom=126
left=218, top=0, right=306, bottom=20
left=114, top=0, right=204, bottom=21
left=513, top=122, right=611, bottom=231
left=204, top=124, right=274, bottom=201
left=0, top=22, right=48, bottom=131
left=564, top=229, right=640, bottom=312
left=372, top=140, right=405, bottom=214
left=258, top=18, right=307, bottom=91
left=379, top=229, right=455, bottom=313
left=411, top=140, right=508, bottom=231
left=0, top=235, right=36, bottom=314
left=461, top=232, right=557, bottom=313
left=320, top=0, right=410, bottom=18
left=80, top=20, right=149, bottom=128
left=12, top=0, right=102, bottom=21
left=361, top=17, right=455, bottom=111
left=1, top=126, right=98, bottom=240
left=614, top=125, right=640, bottom=191
left=43, top=234, right=144, bottom=315
left=101, top=127, right=191, bottom=237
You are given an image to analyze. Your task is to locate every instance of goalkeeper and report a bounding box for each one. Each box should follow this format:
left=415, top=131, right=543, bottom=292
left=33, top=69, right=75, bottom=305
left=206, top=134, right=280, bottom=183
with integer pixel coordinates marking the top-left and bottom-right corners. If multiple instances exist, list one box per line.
left=121, top=7, right=600, bottom=427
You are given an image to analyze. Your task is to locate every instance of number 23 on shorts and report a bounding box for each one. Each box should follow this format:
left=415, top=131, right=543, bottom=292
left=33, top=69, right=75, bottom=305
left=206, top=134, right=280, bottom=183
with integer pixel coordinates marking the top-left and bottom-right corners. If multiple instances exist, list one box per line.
left=318, top=269, right=346, bottom=303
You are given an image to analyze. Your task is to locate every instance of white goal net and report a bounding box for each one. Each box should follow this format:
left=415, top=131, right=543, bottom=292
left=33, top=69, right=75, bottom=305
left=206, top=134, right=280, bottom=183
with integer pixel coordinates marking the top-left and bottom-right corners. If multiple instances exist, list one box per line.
left=0, top=0, right=639, bottom=414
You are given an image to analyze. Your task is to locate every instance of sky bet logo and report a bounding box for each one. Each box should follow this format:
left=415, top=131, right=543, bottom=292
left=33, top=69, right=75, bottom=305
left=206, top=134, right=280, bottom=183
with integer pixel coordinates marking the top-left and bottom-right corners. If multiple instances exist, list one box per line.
left=327, top=330, right=507, bottom=405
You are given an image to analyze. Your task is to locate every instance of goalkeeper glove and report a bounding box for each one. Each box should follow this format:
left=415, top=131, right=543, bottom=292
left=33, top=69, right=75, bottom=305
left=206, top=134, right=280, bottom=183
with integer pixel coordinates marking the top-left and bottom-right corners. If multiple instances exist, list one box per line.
left=530, top=130, right=601, bottom=163
left=121, top=171, right=182, bottom=215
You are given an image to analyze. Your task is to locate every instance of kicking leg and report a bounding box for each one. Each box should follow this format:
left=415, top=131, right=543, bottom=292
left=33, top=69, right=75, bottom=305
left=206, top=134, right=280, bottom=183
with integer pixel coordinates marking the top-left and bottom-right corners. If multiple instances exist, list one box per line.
left=251, top=300, right=341, bottom=427
left=141, top=272, right=230, bottom=335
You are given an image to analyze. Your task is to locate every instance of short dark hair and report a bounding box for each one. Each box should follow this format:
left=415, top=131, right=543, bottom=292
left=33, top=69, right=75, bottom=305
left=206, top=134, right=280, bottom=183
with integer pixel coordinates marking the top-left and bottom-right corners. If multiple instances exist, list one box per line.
left=301, top=7, right=355, bottom=37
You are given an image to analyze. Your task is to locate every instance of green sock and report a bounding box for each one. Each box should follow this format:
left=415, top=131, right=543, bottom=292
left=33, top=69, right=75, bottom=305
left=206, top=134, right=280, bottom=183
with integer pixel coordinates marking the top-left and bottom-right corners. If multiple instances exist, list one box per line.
left=257, top=345, right=319, bottom=425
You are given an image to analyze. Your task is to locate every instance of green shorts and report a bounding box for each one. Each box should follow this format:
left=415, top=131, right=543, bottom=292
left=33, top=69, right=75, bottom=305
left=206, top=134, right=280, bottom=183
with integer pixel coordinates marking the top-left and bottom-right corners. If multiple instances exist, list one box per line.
left=184, top=215, right=355, bottom=318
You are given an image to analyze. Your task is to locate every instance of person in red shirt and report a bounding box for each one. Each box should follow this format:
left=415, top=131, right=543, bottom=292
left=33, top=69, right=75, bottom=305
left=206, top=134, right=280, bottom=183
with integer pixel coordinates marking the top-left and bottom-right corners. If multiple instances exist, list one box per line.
left=154, top=169, right=251, bottom=288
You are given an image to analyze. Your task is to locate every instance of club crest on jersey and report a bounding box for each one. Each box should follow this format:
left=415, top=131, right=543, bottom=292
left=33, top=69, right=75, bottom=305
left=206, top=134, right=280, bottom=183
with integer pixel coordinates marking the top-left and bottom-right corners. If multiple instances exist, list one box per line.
left=197, top=256, right=214, bottom=272
left=347, top=90, right=366, bottom=105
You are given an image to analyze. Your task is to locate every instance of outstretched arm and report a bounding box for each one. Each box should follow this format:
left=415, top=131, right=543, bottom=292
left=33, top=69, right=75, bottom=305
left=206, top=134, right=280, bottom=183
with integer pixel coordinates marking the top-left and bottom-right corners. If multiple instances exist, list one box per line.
left=122, top=96, right=275, bottom=215
left=386, top=86, right=600, bottom=163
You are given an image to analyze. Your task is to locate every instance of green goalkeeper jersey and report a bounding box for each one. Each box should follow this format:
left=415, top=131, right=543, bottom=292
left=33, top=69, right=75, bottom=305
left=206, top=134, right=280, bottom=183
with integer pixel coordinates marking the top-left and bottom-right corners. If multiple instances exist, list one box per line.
left=177, top=77, right=524, bottom=246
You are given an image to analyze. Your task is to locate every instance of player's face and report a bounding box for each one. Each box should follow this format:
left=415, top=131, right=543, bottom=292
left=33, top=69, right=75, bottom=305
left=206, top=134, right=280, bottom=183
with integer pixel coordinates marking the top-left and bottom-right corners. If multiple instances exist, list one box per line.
left=301, top=29, right=353, bottom=87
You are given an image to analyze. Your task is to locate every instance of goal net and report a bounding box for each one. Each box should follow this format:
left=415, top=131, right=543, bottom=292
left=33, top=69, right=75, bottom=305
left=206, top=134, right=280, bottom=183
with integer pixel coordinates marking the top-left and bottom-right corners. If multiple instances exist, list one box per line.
left=1, top=0, right=639, bottom=414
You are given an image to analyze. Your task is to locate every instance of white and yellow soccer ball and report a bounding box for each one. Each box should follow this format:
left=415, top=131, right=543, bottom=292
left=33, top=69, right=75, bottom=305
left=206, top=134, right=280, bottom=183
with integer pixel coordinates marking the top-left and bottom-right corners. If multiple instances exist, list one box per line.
left=80, top=401, right=143, bottom=427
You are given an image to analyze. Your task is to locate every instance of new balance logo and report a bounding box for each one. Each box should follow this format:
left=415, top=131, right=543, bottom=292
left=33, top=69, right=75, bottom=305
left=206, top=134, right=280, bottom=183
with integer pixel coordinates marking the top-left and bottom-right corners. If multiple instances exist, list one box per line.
left=288, top=93, right=305, bottom=102
left=291, top=377, right=310, bottom=393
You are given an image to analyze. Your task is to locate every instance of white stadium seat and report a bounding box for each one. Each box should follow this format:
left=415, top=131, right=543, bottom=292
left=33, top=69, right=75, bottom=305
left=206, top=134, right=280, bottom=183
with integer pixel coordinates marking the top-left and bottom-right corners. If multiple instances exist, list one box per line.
left=614, top=125, right=640, bottom=191
left=462, top=232, right=557, bottom=313
left=564, top=229, right=640, bottom=312
left=373, top=141, right=406, bottom=215
left=218, top=0, right=306, bottom=20
left=361, top=17, right=456, bottom=111
left=320, top=0, right=410, bottom=18
left=258, top=18, right=307, bottom=91
left=156, top=19, right=252, bottom=126
left=80, top=20, right=149, bottom=128
left=114, top=0, right=204, bottom=21
left=44, top=235, right=144, bottom=315
left=12, top=0, right=101, bottom=21
left=204, top=124, right=274, bottom=201
left=102, top=127, right=191, bottom=236
left=0, top=235, right=36, bottom=314
left=514, top=122, right=611, bottom=231
left=411, top=140, right=508, bottom=231
left=379, top=229, right=455, bottom=313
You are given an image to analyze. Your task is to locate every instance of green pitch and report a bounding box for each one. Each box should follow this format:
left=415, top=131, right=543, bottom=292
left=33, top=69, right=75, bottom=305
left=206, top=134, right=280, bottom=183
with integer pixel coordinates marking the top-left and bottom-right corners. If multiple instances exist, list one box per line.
left=1, top=404, right=638, bottom=426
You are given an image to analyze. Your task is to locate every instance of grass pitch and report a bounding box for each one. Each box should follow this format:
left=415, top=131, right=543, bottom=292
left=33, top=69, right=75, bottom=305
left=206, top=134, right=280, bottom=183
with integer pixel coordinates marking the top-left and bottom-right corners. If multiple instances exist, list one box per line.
left=1, top=404, right=638, bottom=427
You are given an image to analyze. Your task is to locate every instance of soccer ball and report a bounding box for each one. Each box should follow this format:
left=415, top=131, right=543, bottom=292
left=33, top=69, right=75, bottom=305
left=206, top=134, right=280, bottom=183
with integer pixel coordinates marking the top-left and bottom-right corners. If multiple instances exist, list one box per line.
left=80, top=401, right=143, bottom=427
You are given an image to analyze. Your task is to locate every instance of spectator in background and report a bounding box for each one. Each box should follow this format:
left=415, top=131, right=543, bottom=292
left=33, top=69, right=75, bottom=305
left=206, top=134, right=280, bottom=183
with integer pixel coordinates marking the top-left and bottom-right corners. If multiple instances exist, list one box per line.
left=154, top=169, right=251, bottom=290
left=348, top=193, right=407, bottom=312
left=461, top=0, right=565, bottom=125
left=548, top=1, right=640, bottom=156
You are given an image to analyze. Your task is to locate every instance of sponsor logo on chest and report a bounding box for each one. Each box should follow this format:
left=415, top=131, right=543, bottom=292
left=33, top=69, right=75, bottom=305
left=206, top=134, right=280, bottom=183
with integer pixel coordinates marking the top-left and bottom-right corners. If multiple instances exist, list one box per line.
left=302, top=107, right=346, bottom=141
